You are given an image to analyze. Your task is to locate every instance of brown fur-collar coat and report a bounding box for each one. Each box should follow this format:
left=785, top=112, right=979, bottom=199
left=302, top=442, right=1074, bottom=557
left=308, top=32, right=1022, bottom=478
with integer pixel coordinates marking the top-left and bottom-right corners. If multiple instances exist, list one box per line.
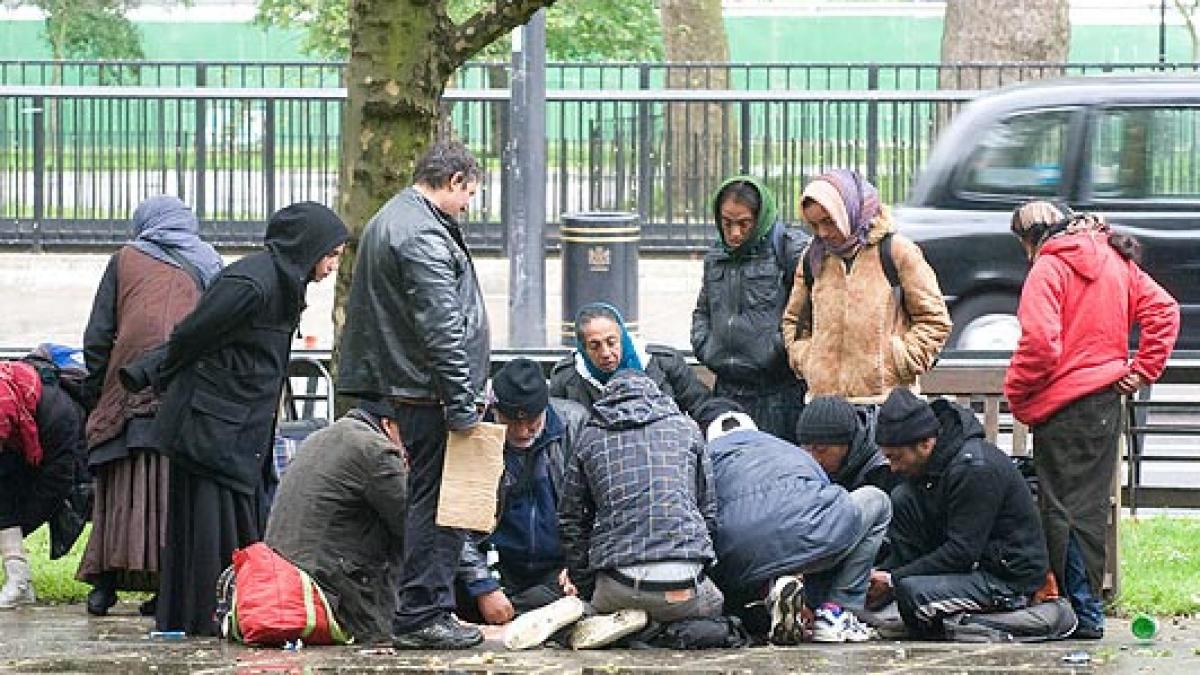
left=781, top=207, right=951, bottom=404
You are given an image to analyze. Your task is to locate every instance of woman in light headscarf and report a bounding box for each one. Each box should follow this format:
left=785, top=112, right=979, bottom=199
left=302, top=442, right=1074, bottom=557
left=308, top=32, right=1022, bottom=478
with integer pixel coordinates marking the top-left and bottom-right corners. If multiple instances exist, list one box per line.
left=1005, top=202, right=1179, bottom=639
left=76, top=195, right=224, bottom=617
left=549, top=302, right=711, bottom=419
left=781, top=170, right=951, bottom=407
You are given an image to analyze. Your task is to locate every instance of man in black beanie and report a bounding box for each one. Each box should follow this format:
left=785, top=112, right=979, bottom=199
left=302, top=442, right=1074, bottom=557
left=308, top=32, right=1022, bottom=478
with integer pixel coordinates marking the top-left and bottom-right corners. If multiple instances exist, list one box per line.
left=868, top=388, right=1052, bottom=639
left=797, top=396, right=899, bottom=494
left=454, top=358, right=590, bottom=637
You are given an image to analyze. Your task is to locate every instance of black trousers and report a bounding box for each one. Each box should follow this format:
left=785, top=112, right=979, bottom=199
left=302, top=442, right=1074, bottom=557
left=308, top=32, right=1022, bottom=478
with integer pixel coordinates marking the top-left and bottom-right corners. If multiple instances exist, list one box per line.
left=714, top=378, right=805, bottom=444
left=0, top=450, right=72, bottom=533
left=391, top=404, right=464, bottom=633
left=889, top=482, right=1023, bottom=638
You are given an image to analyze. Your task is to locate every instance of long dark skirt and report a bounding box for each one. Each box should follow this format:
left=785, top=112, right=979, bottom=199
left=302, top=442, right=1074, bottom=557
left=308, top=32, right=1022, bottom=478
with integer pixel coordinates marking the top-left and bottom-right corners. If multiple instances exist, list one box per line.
left=1032, top=388, right=1122, bottom=597
left=76, top=450, right=169, bottom=591
left=156, top=462, right=267, bottom=636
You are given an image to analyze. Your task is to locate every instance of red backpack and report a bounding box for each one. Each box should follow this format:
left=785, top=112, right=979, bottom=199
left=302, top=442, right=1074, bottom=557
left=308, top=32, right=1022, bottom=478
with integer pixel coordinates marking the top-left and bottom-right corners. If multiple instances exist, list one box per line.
left=220, top=542, right=351, bottom=646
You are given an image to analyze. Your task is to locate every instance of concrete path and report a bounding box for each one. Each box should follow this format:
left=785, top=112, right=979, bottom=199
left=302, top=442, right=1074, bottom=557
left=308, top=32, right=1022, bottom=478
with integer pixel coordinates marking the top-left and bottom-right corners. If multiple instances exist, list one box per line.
left=2, top=602, right=1200, bottom=674
left=0, top=252, right=704, bottom=351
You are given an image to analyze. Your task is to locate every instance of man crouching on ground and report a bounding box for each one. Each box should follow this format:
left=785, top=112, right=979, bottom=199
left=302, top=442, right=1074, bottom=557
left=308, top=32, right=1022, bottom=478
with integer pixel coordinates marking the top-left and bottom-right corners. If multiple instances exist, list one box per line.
left=559, top=369, right=723, bottom=625
left=264, top=400, right=408, bottom=643
left=869, top=388, right=1050, bottom=639
left=455, top=358, right=589, bottom=624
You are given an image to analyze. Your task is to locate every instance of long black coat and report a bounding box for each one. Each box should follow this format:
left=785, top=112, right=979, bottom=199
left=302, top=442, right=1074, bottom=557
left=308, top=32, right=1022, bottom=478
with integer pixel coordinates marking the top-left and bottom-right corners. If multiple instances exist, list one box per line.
left=149, top=203, right=348, bottom=495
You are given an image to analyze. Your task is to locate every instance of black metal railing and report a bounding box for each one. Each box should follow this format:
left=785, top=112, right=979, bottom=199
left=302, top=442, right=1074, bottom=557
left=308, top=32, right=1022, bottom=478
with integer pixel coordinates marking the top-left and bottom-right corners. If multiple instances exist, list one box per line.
left=2, top=59, right=1197, bottom=90
left=0, top=85, right=974, bottom=251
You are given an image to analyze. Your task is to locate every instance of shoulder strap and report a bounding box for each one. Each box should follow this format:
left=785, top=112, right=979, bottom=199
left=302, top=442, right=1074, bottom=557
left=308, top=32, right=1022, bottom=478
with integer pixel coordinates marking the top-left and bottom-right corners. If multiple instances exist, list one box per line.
left=880, top=232, right=901, bottom=290
left=159, top=245, right=206, bottom=291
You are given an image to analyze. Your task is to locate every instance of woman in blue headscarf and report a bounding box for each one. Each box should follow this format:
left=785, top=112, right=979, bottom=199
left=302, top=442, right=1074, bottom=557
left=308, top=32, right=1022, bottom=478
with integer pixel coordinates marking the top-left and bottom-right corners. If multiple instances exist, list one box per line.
left=548, top=302, right=711, bottom=418
left=76, top=195, right=224, bottom=617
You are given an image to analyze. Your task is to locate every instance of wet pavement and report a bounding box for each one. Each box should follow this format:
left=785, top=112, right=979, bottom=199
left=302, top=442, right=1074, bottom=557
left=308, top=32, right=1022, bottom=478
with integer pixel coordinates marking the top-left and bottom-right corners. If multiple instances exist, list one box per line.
left=3, top=603, right=1200, bottom=674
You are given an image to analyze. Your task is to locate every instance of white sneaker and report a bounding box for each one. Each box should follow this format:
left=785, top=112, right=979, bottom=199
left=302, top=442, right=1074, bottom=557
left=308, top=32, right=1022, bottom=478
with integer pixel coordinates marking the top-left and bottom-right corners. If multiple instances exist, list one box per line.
left=767, top=574, right=805, bottom=646
left=0, top=558, right=36, bottom=610
left=813, top=602, right=874, bottom=643
left=503, top=596, right=586, bottom=650
left=569, top=609, right=648, bottom=650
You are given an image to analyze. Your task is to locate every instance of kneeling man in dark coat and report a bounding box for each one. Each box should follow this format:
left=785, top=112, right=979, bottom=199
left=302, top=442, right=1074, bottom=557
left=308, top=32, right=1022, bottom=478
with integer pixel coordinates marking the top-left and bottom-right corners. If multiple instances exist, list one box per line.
left=870, top=389, right=1052, bottom=639
left=264, top=400, right=408, bottom=643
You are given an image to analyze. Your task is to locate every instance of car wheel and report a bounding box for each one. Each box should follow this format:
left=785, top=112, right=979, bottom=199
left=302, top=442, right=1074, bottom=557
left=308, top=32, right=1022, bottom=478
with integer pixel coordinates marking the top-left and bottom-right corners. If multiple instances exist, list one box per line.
left=948, top=293, right=1022, bottom=352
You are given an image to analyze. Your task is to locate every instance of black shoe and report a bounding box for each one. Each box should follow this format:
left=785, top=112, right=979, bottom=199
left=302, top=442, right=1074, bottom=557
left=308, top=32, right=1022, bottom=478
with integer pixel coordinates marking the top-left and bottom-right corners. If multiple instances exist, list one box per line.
left=139, top=595, right=158, bottom=617
left=1069, top=624, right=1104, bottom=640
left=86, top=586, right=118, bottom=617
left=391, top=615, right=483, bottom=650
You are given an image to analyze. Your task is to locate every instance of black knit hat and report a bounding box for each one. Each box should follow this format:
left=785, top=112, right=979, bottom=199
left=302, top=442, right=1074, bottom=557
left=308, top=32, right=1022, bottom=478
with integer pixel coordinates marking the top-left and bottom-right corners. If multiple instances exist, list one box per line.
left=796, top=396, right=858, bottom=446
left=875, top=388, right=940, bottom=446
left=492, top=358, right=549, bottom=420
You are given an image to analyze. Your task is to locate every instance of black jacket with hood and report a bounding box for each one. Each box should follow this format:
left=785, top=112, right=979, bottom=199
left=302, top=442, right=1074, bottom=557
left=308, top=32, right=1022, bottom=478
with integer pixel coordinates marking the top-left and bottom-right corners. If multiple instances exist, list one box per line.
left=887, top=400, right=1049, bottom=595
left=146, top=202, right=348, bottom=494
left=337, top=187, right=490, bottom=430
left=558, top=370, right=716, bottom=580
left=692, top=176, right=808, bottom=391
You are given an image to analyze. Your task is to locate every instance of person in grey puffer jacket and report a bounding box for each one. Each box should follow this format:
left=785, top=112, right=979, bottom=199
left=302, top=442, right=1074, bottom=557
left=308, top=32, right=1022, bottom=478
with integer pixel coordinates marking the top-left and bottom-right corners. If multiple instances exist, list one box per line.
left=337, top=141, right=490, bottom=650
left=558, top=369, right=723, bottom=623
left=692, top=176, right=809, bottom=441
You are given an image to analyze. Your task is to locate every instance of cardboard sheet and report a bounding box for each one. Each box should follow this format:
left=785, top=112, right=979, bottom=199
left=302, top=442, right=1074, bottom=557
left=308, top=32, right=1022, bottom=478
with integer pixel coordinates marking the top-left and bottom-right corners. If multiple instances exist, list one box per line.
left=435, top=421, right=506, bottom=532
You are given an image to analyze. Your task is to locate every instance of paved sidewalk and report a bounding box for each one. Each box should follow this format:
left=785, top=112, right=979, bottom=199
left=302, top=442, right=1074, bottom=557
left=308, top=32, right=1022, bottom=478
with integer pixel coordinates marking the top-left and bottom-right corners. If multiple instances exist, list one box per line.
left=0, top=252, right=705, bottom=351
left=3, top=602, right=1200, bottom=674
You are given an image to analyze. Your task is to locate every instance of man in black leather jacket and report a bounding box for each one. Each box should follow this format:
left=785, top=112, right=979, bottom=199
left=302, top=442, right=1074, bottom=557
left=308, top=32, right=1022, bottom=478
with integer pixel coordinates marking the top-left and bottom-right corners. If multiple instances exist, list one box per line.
left=337, top=141, right=490, bottom=650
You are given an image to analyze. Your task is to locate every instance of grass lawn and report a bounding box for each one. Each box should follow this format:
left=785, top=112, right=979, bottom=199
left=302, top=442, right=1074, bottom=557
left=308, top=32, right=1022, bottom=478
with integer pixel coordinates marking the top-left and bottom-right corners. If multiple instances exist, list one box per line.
left=13, top=517, right=1200, bottom=616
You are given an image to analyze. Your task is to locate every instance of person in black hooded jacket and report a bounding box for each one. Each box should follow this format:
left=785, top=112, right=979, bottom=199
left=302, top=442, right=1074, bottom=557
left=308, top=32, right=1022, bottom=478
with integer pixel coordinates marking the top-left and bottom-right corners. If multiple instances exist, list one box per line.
left=869, top=389, right=1050, bottom=639
left=124, top=201, right=348, bottom=636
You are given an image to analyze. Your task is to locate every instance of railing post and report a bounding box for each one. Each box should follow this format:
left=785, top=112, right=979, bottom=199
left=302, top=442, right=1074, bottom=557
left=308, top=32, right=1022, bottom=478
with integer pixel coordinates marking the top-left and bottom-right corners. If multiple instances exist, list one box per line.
left=636, top=64, right=651, bottom=226
left=194, top=64, right=207, bottom=221
left=31, top=95, right=44, bottom=252
left=865, top=64, right=879, bottom=187
left=739, top=100, right=751, bottom=174
left=263, top=97, right=276, bottom=216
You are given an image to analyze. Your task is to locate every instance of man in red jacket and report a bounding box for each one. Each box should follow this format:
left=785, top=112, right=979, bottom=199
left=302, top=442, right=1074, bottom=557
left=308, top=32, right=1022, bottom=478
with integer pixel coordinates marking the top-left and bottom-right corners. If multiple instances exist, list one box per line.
left=1004, top=202, right=1179, bottom=639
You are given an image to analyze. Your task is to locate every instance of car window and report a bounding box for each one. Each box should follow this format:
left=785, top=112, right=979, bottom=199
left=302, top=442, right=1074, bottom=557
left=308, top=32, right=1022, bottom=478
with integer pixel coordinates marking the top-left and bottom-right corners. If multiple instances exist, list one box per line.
left=957, top=110, right=1072, bottom=197
left=1090, top=107, right=1200, bottom=200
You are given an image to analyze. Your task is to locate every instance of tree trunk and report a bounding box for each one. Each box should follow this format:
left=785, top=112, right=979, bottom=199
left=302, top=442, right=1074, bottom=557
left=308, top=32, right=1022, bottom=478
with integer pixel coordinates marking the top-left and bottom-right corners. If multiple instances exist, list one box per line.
left=939, top=0, right=1071, bottom=90
left=334, top=0, right=453, bottom=350
left=333, top=0, right=556, bottom=380
left=659, top=0, right=731, bottom=221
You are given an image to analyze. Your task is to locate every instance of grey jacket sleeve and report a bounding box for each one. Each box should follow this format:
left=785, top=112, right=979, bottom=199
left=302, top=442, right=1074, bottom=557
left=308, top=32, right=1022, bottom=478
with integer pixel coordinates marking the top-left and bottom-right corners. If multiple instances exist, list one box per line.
left=694, top=429, right=718, bottom=539
left=395, top=231, right=480, bottom=429
left=557, top=432, right=595, bottom=580
left=690, top=264, right=714, bottom=365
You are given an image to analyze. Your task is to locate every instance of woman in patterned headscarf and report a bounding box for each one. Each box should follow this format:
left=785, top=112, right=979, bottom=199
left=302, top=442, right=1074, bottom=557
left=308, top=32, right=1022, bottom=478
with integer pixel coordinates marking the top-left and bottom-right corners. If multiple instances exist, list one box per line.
left=76, top=195, right=223, bottom=617
left=781, top=170, right=951, bottom=407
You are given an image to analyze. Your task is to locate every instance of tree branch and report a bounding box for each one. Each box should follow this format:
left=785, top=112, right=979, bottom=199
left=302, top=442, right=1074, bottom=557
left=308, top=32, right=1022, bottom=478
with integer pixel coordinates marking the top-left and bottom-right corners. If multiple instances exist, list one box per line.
left=449, top=0, right=558, bottom=66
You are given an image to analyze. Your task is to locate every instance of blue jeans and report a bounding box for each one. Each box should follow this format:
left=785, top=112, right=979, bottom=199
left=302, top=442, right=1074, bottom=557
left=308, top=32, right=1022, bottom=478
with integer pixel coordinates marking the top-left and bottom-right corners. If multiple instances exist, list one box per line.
left=806, top=486, right=892, bottom=610
left=1066, top=534, right=1104, bottom=631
